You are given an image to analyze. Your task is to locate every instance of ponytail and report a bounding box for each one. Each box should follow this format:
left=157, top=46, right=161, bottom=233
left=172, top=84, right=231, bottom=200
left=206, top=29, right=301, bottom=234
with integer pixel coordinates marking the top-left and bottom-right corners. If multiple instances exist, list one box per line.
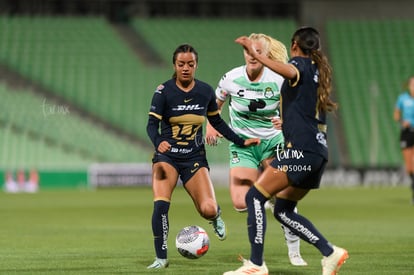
left=291, top=26, right=337, bottom=113
left=310, top=50, right=337, bottom=113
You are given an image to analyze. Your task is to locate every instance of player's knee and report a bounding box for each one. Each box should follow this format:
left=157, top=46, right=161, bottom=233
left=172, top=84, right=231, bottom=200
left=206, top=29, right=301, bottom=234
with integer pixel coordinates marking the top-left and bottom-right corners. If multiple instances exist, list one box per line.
left=198, top=200, right=217, bottom=220
left=232, top=199, right=247, bottom=212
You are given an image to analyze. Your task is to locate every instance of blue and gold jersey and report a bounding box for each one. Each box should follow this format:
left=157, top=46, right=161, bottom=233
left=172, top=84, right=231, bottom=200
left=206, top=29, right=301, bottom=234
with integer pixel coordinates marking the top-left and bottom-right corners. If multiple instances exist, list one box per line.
left=281, top=56, right=328, bottom=159
left=148, top=79, right=219, bottom=159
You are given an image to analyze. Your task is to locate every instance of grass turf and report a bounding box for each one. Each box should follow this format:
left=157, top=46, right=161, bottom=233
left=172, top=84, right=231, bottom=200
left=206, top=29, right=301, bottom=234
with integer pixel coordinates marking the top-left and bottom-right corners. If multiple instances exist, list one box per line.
left=0, top=186, right=413, bottom=274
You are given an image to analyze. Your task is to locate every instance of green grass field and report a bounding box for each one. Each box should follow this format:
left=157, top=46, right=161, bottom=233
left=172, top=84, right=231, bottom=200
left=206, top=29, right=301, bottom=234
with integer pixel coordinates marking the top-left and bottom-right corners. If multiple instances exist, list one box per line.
left=1, top=186, right=413, bottom=274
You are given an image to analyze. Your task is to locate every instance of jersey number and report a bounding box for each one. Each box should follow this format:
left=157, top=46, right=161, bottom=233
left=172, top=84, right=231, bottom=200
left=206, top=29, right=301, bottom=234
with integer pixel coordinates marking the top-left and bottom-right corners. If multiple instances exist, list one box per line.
left=248, top=99, right=266, bottom=112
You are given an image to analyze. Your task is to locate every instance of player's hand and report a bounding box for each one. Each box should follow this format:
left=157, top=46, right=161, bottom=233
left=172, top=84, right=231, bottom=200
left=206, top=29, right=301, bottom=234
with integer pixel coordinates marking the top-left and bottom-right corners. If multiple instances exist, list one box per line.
left=243, top=138, right=261, bottom=147
left=205, top=122, right=223, bottom=146
left=235, top=36, right=256, bottom=57
left=271, top=117, right=282, bottom=130
left=157, top=141, right=172, bottom=153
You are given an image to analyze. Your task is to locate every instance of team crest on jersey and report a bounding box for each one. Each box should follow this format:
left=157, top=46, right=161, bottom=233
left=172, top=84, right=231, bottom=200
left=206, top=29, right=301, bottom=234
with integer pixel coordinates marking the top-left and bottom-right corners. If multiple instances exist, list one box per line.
left=264, top=87, right=274, bottom=98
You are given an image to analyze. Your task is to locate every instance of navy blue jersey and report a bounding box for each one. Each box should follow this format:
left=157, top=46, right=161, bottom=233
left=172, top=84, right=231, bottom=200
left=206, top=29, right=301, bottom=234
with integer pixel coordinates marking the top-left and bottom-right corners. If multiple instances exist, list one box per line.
left=280, top=56, right=328, bottom=159
left=148, top=79, right=219, bottom=159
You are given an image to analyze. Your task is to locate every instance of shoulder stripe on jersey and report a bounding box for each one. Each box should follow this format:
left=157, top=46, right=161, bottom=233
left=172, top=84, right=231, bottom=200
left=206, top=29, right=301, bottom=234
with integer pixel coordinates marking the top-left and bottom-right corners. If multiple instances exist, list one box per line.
left=288, top=64, right=300, bottom=87
left=207, top=110, right=220, bottom=116
left=149, top=112, right=162, bottom=120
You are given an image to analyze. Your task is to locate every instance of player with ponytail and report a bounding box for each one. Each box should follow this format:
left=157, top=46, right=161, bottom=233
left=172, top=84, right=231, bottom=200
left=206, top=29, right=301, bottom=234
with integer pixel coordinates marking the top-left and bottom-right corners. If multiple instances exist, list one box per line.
left=206, top=33, right=307, bottom=266
left=224, top=27, right=348, bottom=275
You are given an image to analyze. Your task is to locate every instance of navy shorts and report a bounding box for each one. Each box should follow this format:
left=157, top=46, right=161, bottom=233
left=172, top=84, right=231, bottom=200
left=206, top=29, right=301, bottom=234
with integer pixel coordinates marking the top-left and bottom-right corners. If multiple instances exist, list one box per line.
left=152, top=153, right=209, bottom=184
left=270, top=150, right=326, bottom=189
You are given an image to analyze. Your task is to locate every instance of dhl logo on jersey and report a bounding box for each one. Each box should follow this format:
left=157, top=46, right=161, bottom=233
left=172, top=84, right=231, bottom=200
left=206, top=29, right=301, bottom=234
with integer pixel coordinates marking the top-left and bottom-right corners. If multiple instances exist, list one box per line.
left=172, top=104, right=204, bottom=111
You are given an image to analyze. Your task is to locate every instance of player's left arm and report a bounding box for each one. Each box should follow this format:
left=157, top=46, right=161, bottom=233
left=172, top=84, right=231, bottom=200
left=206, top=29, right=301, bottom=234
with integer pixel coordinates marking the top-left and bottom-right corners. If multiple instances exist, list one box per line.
left=206, top=99, right=225, bottom=146
left=206, top=85, right=260, bottom=147
left=207, top=114, right=259, bottom=147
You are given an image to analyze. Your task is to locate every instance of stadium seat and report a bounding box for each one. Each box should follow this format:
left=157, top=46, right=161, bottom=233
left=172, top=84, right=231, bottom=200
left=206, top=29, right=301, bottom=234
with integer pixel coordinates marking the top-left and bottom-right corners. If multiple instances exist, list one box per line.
left=327, top=20, right=414, bottom=167
left=0, top=84, right=153, bottom=169
left=0, top=16, right=297, bottom=164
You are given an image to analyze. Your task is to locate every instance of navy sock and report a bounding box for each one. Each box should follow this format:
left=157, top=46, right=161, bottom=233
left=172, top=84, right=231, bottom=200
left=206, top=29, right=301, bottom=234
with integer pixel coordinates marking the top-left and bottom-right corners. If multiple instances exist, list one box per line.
left=274, top=198, right=334, bottom=257
left=246, top=186, right=268, bottom=266
left=410, top=173, right=414, bottom=192
left=151, top=200, right=170, bottom=259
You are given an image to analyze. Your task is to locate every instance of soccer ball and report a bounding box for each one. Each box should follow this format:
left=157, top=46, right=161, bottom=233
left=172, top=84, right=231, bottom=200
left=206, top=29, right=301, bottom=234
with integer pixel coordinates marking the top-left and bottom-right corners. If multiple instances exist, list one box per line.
left=175, top=225, right=209, bottom=259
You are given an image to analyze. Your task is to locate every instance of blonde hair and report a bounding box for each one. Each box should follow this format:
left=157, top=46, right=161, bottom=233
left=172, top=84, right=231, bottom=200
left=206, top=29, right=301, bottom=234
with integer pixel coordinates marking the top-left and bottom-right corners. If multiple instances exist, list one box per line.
left=248, top=33, right=288, bottom=63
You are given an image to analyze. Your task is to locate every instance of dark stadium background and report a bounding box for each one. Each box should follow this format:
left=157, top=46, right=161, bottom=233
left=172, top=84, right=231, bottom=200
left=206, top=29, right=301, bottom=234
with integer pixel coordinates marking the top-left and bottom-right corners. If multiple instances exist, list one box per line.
left=0, top=0, right=413, bottom=189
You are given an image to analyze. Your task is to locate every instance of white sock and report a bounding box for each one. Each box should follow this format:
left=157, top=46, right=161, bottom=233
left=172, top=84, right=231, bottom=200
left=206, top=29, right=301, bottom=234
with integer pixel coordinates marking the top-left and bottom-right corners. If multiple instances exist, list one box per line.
left=282, top=207, right=301, bottom=255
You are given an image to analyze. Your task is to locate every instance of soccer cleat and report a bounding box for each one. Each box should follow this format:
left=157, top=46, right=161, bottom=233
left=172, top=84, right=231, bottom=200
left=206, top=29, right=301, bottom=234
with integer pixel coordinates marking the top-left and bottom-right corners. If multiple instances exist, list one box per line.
left=223, top=256, right=268, bottom=275
left=147, top=257, right=169, bottom=269
left=321, top=246, right=349, bottom=275
left=210, top=214, right=227, bottom=241
left=289, top=252, right=308, bottom=266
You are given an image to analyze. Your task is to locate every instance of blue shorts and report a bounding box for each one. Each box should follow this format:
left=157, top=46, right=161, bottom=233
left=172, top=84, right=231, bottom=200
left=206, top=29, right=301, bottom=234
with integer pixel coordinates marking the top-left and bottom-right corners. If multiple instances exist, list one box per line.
left=270, top=150, right=326, bottom=189
left=152, top=153, right=209, bottom=184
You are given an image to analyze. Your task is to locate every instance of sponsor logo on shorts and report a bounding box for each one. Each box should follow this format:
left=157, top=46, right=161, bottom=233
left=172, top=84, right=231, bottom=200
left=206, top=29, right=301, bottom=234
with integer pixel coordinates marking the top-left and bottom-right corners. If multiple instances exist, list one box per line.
left=231, top=151, right=240, bottom=164
left=190, top=162, right=200, bottom=173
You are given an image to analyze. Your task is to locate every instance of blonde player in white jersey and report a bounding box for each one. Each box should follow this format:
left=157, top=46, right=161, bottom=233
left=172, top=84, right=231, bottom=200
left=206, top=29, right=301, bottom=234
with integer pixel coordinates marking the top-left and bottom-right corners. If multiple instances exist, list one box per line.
left=206, top=33, right=307, bottom=266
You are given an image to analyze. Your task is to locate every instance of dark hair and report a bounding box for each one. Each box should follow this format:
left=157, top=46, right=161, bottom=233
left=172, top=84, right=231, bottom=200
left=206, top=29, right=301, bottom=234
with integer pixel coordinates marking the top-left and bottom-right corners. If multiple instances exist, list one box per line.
left=172, top=44, right=198, bottom=64
left=292, top=27, right=337, bottom=113
left=406, top=75, right=414, bottom=90
left=172, top=44, right=198, bottom=78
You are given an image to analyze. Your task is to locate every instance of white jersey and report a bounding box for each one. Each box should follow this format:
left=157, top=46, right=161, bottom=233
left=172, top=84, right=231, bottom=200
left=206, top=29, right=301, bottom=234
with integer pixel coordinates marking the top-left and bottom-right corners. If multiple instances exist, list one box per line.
left=216, top=66, right=284, bottom=139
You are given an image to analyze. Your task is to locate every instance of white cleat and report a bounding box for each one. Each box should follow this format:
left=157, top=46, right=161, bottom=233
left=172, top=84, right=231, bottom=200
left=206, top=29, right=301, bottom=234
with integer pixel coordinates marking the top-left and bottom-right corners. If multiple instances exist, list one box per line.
left=289, top=252, right=308, bottom=266
left=147, top=257, right=169, bottom=269
left=223, top=256, right=268, bottom=275
left=321, top=246, right=349, bottom=275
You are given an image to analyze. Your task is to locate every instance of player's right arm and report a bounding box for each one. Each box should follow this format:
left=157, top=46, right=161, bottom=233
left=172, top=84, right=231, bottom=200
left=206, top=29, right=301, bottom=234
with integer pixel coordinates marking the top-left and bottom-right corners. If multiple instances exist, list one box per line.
left=146, top=85, right=172, bottom=153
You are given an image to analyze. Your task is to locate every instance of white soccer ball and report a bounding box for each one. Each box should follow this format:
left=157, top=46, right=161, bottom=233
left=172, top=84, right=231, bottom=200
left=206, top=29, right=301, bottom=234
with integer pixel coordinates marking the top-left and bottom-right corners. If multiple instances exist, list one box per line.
left=175, top=225, right=209, bottom=259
